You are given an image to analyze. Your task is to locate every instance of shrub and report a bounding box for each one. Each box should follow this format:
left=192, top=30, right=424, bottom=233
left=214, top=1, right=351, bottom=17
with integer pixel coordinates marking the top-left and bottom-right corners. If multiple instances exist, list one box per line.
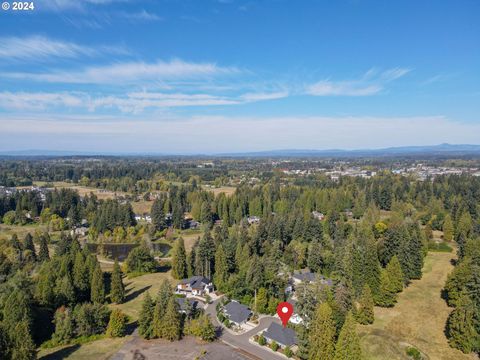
left=284, top=346, right=293, bottom=358
left=106, top=309, right=128, bottom=337
left=270, top=340, right=278, bottom=352
left=406, top=346, right=422, bottom=360
left=258, top=334, right=266, bottom=346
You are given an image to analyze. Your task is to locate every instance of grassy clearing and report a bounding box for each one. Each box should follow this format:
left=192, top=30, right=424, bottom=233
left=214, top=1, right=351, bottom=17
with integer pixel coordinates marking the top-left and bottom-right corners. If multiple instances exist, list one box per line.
left=0, top=223, right=48, bottom=242
left=203, top=185, right=236, bottom=197
left=112, top=270, right=174, bottom=320
left=131, top=199, right=153, bottom=214
left=359, top=251, right=476, bottom=360
left=37, top=336, right=129, bottom=360
left=32, top=181, right=128, bottom=200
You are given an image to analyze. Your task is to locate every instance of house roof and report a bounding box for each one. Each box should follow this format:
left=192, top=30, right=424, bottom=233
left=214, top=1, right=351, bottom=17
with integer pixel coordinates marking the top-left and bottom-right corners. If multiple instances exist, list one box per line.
left=175, top=297, right=198, bottom=312
left=292, top=269, right=316, bottom=283
left=224, top=301, right=251, bottom=324
left=263, top=322, right=297, bottom=347
left=179, top=276, right=211, bottom=290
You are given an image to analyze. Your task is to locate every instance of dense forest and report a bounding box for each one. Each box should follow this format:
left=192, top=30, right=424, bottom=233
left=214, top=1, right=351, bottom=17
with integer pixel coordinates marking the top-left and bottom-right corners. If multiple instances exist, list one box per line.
left=1, top=157, right=479, bottom=359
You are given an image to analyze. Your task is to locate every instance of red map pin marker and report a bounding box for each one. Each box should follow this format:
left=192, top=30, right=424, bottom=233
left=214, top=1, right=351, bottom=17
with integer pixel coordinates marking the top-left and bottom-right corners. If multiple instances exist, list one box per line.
left=276, top=301, right=294, bottom=327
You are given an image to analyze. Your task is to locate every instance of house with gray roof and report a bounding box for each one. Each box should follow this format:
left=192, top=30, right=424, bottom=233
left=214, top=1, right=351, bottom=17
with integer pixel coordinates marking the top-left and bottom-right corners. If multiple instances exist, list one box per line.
left=223, top=300, right=252, bottom=326
left=262, top=322, right=297, bottom=348
left=176, top=276, right=213, bottom=296
left=175, top=297, right=199, bottom=316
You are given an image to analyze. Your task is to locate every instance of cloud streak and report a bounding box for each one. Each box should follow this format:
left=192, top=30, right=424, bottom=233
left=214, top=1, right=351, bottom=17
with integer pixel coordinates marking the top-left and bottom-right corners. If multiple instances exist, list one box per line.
left=0, top=35, right=128, bottom=61
left=3, top=59, right=240, bottom=84
left=306, top=68, right=410, bottom=96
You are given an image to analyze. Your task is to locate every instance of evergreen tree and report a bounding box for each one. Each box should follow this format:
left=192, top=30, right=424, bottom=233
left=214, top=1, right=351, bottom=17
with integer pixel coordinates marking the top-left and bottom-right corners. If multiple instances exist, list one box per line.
left=309, top=302, right=336, bottom=360
left=443, top=214, right=454, bottom=242
left=106, top=309, right=128, bottom=337
left=171, top=238, right=187, bottom=280
left=151, top=197, right=166, bottom=232
left=334, top=312, right=363, bottom=360
left=73, top=251, right=89, bottom=294
left=91, top=263, right=105, bottom=303
left=23, top=233, right=36, bottom=261
left=307, top=239, right=324, bottom=273
left=160, top=297, right=182, bottom=341
left=376, top=269, right=397, bottom=307
left=110, top=260, right=125, bottom=304
left=138, top=292, right=155, bottom=339
left=356, top=284, right=374, bottom=324
left=38, top=233, right=50, bottom=261
left=195, top=314, right=216, bottom=342
left=385, top=255, right=404, bottom=293
left=446, top=292, right=479, bottom=353
left=52, top=306, right=74, bottom=344
left=11, top=320, right=36, bottom=360
left=56, top=274, right=76, bottom=306
left=255, top=287, right=268, bottom=314
left=213, top=244, right=228, bottom=291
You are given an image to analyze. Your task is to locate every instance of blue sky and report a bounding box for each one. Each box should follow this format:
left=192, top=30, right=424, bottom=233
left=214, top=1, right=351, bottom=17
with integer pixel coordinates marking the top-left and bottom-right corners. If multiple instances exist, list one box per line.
left=0, top=0, right=479, bottom=153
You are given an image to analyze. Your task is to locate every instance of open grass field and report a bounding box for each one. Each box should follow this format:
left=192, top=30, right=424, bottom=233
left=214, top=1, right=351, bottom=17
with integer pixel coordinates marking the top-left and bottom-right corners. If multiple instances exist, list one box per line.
left=37, top=336, right=129, bottom=360
left=131, top=199, right=153, bottom=214
left=203, top=185, right=237, bottom=197
left=31, top=181, right=129, bottom=200
left=111, top=270, right=174, bottom=320
left=359, top=250, right=476, bottom=360
left=0, top=223, right=48, bottom=242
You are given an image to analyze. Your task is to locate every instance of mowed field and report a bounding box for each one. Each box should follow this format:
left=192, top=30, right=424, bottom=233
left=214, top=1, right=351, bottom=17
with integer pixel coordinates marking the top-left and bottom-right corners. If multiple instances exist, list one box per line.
left=111, top=270, right=174, bottom=320
left=359, top=250, right=476, bottom=360
left=32, top=181, right=127, bottom=200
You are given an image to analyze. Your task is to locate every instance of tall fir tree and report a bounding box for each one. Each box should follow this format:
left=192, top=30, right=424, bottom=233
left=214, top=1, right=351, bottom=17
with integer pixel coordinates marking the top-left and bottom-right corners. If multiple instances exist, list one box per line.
left=309, top=302, right=336, bottom=360
left=356, top=284, right=374, bottom=324
left=376, top=269, right=397, bottom=307
left=138, top=292, right=154, bottom=339
left=91, top=263, right=105, bottom=304
left=446, top=292, right=479, bottom=353
left=151, top=197, right=166, bottom=232
left=110, top=260, right=125, bottom=304
left=334, top=312, right=363, bottom=360
left=23, top=233, right=36, bottom=261
left=213, top=244, right=228, bottom=291
left=443, top=214, right=454, bottom=242
left=38, top=233, right=50, bottom=261
left=385, top=255, right=404, bottom=293
left=160, top=296, right=182, bottom=341
left=171, top=238, right=188, bottom=280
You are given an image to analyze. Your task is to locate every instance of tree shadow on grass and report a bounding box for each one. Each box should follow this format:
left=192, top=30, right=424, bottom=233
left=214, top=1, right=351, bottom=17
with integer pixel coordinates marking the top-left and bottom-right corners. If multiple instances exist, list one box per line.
left=39, top=344, right=80, bottom=360
left=125, top=285, right=152, bottom=303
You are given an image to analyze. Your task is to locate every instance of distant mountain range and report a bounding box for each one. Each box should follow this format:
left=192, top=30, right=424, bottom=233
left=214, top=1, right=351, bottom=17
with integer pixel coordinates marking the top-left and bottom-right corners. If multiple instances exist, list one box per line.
left=1, top=144, right=480, bottom=158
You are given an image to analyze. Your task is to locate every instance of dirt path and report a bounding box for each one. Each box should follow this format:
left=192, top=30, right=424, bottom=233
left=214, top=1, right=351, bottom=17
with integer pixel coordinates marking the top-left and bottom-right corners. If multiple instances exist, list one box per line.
left=359, top=251, right=477, bottom=360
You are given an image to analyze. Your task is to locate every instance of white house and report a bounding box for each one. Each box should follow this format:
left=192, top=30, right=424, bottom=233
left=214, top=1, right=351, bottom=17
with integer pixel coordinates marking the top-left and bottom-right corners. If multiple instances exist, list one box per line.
left=176, top=276, right=213, bottom=296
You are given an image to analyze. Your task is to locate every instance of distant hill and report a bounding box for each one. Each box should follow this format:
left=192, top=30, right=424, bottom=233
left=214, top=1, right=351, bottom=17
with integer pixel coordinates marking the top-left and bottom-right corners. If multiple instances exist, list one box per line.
left=219, top=144, right=480, bottom=157
left=1, top=144, right=480, bottom=158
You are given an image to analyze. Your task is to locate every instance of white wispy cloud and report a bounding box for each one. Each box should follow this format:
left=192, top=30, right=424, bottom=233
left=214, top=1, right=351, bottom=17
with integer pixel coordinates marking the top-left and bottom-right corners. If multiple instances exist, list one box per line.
left=3, top=59, right=240, bottom=84
left=0, top=92, right=85, bottom=111
left=37, top=0, right=127, bottom=11
left=0, top=35, right=128, bottom=61
left=118, top=10, right=163, bottom=22
left=0, top=89, right=286, bottom=113
left=240, top=91, right=289, bottom=101
left=306, top=67, right=411, bottom=96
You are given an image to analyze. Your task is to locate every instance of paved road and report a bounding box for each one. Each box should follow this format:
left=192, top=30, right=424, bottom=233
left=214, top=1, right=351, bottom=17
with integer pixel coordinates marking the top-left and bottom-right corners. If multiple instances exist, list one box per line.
left=205, top=299, right=285, bottom=360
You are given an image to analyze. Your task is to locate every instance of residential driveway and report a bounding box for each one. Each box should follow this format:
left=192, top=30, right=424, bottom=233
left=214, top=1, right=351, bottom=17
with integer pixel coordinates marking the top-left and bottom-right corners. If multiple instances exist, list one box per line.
left=206, top=299, right=285, bottom=360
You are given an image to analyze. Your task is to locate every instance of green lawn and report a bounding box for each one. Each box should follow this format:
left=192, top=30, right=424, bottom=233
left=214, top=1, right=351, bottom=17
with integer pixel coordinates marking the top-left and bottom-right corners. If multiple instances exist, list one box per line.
left=359, top=251, right=476, bottom=360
